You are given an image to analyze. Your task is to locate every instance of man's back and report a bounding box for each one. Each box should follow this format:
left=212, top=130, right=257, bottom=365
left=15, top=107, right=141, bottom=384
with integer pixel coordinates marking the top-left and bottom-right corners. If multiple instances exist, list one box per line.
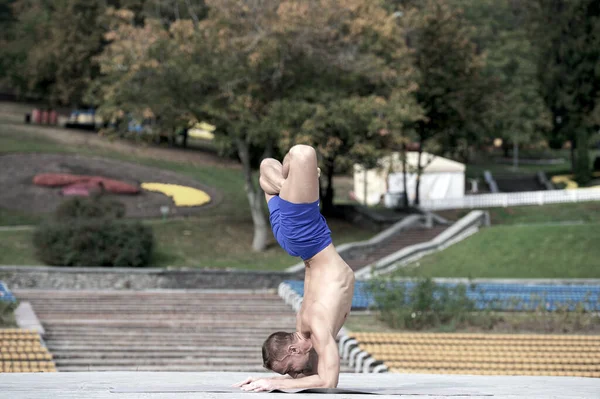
left=299, top=245, right=355, bottom=339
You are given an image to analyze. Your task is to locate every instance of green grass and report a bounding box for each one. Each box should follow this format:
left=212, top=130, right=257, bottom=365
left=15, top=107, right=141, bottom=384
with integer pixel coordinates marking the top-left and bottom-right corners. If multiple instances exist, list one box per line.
left=436, top=201, right=600, bottom=225
left=0, top=218, right=372, bottom=269
left=0, top=119, right=374, bottom=269
left=0, top=230, right=38, bottom=265
left=0, top=209, right=42, bottom=226
left=465, top=149, right=599, bottom=179
left=151, top=217, right=373, bottom=270
left=0, top=123, right=249, bottom=221
left=404, top=223, right=600, bottom=278
left=345, top=311, right=600, bottom=334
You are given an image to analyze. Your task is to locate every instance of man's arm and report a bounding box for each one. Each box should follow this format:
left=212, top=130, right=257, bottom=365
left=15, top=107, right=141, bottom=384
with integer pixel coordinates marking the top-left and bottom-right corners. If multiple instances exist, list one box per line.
left=276, top=311, right=340, bottom=390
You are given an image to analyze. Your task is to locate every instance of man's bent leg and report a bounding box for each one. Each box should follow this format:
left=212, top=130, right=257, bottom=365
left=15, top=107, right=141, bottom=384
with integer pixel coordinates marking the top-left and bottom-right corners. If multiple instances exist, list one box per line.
left=260, top=158, right=285, bottom=202
left=279, top=145, right=319, bottom=204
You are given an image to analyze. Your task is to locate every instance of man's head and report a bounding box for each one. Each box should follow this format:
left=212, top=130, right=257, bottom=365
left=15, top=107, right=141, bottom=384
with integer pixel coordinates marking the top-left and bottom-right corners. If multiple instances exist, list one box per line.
left=262, top=331, right=317, bottom=378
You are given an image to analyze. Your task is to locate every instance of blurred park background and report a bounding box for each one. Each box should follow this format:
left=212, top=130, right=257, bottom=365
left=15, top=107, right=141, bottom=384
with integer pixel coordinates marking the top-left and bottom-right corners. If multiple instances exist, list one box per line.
left=0, top=0, right=599, bottom=379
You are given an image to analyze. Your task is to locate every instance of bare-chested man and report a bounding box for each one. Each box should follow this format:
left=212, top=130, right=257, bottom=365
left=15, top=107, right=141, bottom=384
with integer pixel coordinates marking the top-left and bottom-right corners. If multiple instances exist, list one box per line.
left=234, top=144, right=355, bottom=392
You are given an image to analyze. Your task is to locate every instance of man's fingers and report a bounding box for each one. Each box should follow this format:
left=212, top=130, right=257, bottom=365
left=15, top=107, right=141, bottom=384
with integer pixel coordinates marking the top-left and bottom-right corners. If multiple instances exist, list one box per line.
left=241, top=383, right=254, bottom=391
left=232, top=377, right=253, bottom=387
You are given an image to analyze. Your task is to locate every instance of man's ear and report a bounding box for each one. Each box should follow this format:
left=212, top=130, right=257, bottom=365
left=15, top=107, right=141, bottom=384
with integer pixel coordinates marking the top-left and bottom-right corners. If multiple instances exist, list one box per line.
left=288, top=345, right=300, bottom=354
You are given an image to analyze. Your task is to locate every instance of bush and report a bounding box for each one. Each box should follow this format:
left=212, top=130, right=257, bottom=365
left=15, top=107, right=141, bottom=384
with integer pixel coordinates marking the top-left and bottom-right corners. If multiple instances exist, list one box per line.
left=33, top=219, right=154, bottom=267
left=0, top=301, right=17, bottom=328
left=55, top=196, right=126, bottom=221
left=366, top=277, right=477, bottom=330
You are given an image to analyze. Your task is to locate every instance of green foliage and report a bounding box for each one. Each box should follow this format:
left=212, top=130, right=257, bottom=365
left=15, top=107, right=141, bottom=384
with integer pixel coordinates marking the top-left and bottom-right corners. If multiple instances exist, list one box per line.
left=54, top=196, right=125, bottom=221
left=0, top=300, right=17, bottom=328
left=407, top=0, right=489, bottom=151
left=366, top=277, right=476, bottom=330
left=0, top=0, right=108, bottom=106
left=452, top=0, right=551, bottom=158
left=33, top=218, right=153, bottom=267
left=33, top=196, right=152, bottom=267
left=527, top=0, right=600, bottom=179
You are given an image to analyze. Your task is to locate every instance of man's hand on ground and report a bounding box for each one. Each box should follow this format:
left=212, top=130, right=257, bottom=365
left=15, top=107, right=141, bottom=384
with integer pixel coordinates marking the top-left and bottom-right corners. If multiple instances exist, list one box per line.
left=239, top=378, right=278, bottom=392
left=232, top=376, right=259, bottom=387
left=233, top=375, right=292, bottom=389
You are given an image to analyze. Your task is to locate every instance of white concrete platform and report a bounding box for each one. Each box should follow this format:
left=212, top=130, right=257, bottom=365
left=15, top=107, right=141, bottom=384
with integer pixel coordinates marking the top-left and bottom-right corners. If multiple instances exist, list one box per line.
left=0, top=372, right=599, bottom=399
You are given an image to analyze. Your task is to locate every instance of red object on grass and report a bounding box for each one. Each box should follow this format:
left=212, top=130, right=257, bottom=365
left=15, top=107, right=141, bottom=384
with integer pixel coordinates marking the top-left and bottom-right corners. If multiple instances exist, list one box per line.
left=61, top=185, right=92, bottom=197
left=33, top=173, right=140, bottom=195
left=34, top=174, right=82, bottom=186
left=48, top=110, right=58, bottom=125
left=32, top=109, right=41, bottom=124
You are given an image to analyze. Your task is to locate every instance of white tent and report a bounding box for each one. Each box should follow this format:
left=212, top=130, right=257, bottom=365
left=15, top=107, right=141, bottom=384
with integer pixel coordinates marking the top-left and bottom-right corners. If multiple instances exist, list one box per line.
left=353, top=152, right=465, bottom=207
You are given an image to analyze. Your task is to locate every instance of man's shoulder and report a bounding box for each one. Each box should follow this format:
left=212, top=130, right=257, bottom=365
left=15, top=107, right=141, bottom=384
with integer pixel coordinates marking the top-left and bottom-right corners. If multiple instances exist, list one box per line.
left=304, top=302, right=333, bottom=333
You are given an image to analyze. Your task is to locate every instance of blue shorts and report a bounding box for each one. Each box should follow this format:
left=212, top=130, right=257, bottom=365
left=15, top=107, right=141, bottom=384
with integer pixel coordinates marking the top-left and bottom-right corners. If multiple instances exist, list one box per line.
left=268, top=196, right=332, bottom=260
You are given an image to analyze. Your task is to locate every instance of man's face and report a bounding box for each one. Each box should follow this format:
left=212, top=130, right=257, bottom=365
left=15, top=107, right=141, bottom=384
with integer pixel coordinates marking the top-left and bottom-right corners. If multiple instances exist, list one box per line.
left=272, top=348, right=317, bottom=378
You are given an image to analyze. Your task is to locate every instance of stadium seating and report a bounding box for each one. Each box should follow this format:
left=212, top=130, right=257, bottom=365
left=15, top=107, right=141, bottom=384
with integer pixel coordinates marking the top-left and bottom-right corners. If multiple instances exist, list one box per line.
left=284, top=280, right=600, bottom=311
left=350, top=332, right=600, bottom=378
left=0, top=329, right=57, bottom=373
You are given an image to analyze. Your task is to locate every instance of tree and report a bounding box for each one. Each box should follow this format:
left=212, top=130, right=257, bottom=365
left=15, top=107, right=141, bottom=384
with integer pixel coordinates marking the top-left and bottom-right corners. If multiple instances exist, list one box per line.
left=402, top=0, right=487, bottom=204
left=451, top=0, right=551, bottom=169
left=90, top=0, right=421, bottom=250
left=1, top=0, right=108, bottom=106
left=274, top=2, right=421, bottom=212
left=527, top=0, right=600, bottom=183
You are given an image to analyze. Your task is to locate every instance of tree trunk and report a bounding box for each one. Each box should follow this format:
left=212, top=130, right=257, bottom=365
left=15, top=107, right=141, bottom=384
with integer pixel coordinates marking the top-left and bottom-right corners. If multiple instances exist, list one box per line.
left=401, top=143, right=409, bottom=208
left=363, top=169, right=368, bottom=206
left=502, top=141, right=510, bottom=158
left=512, top=136, right=519, bottom=170
left=321, top=158, right=335, bottom=216
left=575, top=128, right=591, bottom=184
left=570, top=135, right=576, bottom=173
left=414, top=135, right=424, bottom=206
left=182, top=128, right=188, bottom=148
left=236, top=139, right=269, bottom=252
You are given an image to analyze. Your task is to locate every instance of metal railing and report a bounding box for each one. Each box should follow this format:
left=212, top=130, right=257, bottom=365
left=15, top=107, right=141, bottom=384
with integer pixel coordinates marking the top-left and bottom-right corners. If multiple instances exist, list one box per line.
left=420, top=188, right=600, bottom=211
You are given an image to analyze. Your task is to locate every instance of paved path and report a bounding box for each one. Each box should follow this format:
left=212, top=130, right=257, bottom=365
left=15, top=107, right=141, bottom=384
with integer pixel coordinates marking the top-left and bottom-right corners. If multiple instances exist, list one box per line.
left=1, top=371, right=599, bottom=398
left=343, top=226, right=447, bottom=271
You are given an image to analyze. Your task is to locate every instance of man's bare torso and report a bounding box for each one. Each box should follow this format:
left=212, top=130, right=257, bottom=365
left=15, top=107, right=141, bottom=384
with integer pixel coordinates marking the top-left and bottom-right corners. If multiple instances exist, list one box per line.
left=298, top=244, right=355, bottom=338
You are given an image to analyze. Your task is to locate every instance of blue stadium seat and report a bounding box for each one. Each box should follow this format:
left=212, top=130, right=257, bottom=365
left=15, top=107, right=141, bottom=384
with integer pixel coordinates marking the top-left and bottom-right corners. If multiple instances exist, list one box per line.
left=0, top=282, right=16, bottom=302
left=283, top=280, right=600, bottom=312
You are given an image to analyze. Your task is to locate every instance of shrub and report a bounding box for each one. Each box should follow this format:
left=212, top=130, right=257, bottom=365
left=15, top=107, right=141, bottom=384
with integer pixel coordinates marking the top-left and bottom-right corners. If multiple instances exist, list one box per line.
left=33, top=219, right=153, bottom=267
left=366, top=277, right=477, bottom=330
left=0, top=301, right=17, bottom=328
left=55, top=196, right=126, bottom=221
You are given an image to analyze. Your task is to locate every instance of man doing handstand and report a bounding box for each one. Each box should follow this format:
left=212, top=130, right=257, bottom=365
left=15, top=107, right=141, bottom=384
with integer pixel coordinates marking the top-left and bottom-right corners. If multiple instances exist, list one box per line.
left=235, top=145, right=355, bottom=392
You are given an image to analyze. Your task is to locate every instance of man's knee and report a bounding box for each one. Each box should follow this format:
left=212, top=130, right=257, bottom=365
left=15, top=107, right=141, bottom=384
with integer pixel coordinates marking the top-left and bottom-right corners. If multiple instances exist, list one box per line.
left=260, top=158, right=280, bottom=175
left=288, top=145, right=317, bottom=167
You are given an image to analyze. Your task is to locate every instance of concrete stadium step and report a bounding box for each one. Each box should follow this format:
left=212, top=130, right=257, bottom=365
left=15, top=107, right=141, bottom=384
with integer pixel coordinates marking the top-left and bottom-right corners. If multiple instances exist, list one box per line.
left=55, top=365, right=282, bottom=372
left=16, top=289, right=357, bottom=373
left=15, top=289, right=297, bottom=372
left=344, top=226, right=447, bottom=271
left=44, top=328, right=280, bottom=335
left=51, top=350, right=259, bottom=359
left=54, top=357, right=262, bottom=366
